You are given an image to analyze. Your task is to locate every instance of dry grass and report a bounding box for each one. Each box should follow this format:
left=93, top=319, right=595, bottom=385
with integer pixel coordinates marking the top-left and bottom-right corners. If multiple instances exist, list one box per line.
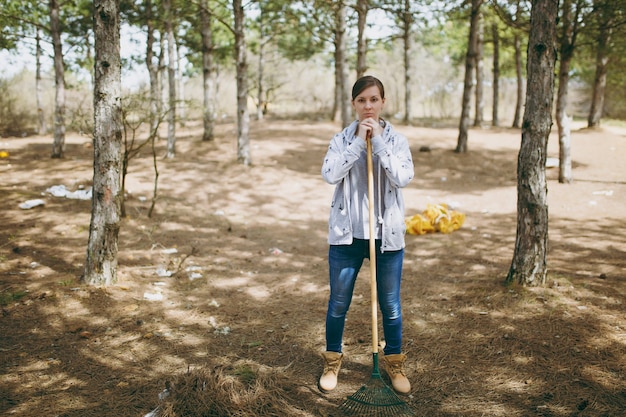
left=1, top=119, right=625, bottom=416
left=157, top=362, right=307, bottom=417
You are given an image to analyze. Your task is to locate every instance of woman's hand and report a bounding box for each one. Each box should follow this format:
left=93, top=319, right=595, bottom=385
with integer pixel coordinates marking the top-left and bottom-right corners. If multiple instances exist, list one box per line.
left=358, top=118, right=383, bottom=141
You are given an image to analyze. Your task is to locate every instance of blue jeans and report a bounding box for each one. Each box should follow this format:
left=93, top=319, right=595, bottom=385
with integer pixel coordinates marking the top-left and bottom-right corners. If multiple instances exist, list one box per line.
left=325, top=239, right=404, bottom=355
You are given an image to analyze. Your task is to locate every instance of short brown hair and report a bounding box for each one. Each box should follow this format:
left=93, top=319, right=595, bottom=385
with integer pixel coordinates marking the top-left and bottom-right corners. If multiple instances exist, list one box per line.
left=351, top=76, right=385, bottom=101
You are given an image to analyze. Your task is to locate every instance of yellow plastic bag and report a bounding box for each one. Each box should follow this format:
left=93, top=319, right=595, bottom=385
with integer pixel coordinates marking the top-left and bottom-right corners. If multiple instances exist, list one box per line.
left=405, top=203, right=465, bottom=235
left=405, top=213, right=436, bottom=235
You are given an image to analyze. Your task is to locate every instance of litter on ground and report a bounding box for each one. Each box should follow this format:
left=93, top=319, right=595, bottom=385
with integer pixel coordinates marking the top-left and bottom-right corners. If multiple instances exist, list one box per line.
left=156, top=267, right=173, bottom=277
left=19, top=199, right=46, bottom=209
left=144, top=292, right=164, bottom=301
left=405, top=203, right=466, bottom=235
left=546, top=157, right=559, bottom=168
left=45, top=184, right=92, bottom=200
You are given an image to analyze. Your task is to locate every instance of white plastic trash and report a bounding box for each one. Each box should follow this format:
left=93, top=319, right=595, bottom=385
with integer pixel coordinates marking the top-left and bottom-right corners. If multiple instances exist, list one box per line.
left=144, top=292, right=164, bottom=301
left=156, top=267, right=172, bottom=277
left=19, top=199, right=46, bottom=209
left=45, top=184, right=92, bottom=200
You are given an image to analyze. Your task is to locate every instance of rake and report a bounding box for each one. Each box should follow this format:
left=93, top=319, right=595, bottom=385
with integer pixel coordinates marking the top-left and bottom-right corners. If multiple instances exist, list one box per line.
left=338, top=134, right=415, bottom=417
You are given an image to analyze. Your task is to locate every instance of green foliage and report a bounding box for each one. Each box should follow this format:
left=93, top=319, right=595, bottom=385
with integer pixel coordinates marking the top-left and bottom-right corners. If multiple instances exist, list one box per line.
left=2, top=0, right=626, bottom=126
left=60, top=0, right=93, bottom=37
left=232, top=363, right=258, bottom=386
left=0, top=289, right=27, bottom=306
left=0, top=24, right=18, bottom=50
left=0, top=0, right=47, bottom=53
left=63, top=1, right=94, bottom=74
left=272, top=0, right=333, bottom=61
left=422, top=18, right=468, bottom=66
left=179, top=1, right=235, bottom=74
left=275, top=31, right=325, bottom=61
left=566, top=0, right=626, bottom=119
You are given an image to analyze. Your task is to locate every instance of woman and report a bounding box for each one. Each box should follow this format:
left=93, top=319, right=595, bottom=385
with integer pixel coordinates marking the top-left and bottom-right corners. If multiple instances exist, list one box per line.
left=319, top=76, right=414, bottom=394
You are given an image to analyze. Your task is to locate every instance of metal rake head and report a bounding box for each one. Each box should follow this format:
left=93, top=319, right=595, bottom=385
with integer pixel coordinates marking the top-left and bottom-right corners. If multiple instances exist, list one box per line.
left=338, top=374, right=415, bottom=417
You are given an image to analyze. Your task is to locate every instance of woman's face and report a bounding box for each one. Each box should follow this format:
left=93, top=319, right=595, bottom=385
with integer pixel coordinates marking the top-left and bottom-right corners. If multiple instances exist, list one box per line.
left=352, top=85, right=385, bottom=122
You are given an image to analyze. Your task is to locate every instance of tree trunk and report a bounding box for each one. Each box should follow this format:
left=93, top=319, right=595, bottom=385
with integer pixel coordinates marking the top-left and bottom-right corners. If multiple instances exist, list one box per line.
left=146, top=0, right=160, bottom=137
left=200, top=0, right=216, bottom=141
left=158, top=32, right=167, bottom=128
left=556, top=58, right=572, bottom=184
left=403, top=0, right=413, bottom=124
left=164, top=0, right=176, bottom=158
left=333, top=1, right=350, bottom=127
left=512, top=32, right=523, bottom=128
left=356, top=0, right=368, bottom=78
left=256, top=8, right=266, bottom=121
left=587, top=1, right=612, bottom=128
left=256, top=42, right=265, bottom=121
left=473, top=10, right=484, bottom=127
left=234, top=0, right=251, bottom=165
left=176, top=37, right=186, bottom=126
left=587, top=40, right=609, bottom=128
left=506, top=0, right=558, bottom=287
left=84, top=0, right=123, bottom=286
left=36, top=28, right=46, bottom=135
left=49, top=0, right=65, bottom=158
left=456, top=0, right=482, bottom=153
left=555, top=0, right=576, bottom=184
left=491, top=22, right=500, bottom=127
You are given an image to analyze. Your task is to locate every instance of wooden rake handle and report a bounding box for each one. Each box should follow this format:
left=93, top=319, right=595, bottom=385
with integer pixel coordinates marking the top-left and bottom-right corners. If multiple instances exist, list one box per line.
left=366, top=134, right=378, bottom=355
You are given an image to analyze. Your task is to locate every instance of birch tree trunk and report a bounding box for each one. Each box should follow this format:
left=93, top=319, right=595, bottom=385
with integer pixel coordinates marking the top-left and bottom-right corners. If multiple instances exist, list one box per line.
left=146, top=0, right=160, bottom=137
left=200, top=0, right=216, bottom=141
left=158, top=34, right=167, bottom=123
left=555, top=0, right=576, bottom=184
left=164, top=0, right=176, bottom=158
left=506, top=0, right=558, bottom=287
left=356, top=0, right=368, bottom=78
left=491, top=22, right=500, bottom=127
left=403, top=0, right=413, bottom=124
left=256, top=8, right=266, bottom=121
left=176, top=38, right=186, bottom=126
left=510, top=0, right=524, bottom=128
left=587, top=40, right=609, bottom=127
left=234, top=0, right=251, bottom=165
left=49, top=0, right=65, bottom=158
left=333, top=1, right=350, bottom=127
left=84, top=0, right=122, bottom=286
left=455, top=0, right=482, bottom=153
left=473, top=10, right=484, bottom=127
left=512, top=32, right=523, bottom=128
left=556, top=56, right=572, bottom=183
left=587, top=1, right=612, bottom=128
left=36, top=28, right=47, bottom=135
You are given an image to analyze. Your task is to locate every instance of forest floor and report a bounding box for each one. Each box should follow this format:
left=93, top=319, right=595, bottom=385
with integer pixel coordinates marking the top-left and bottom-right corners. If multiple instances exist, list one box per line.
left=1, top=118, right=625, bottom=417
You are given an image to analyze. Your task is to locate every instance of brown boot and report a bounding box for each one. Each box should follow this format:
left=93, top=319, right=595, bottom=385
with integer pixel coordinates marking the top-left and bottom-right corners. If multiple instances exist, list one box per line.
left=383, top=353, right=411, bottom=394
left=319, top=351, right=343, bottom=392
